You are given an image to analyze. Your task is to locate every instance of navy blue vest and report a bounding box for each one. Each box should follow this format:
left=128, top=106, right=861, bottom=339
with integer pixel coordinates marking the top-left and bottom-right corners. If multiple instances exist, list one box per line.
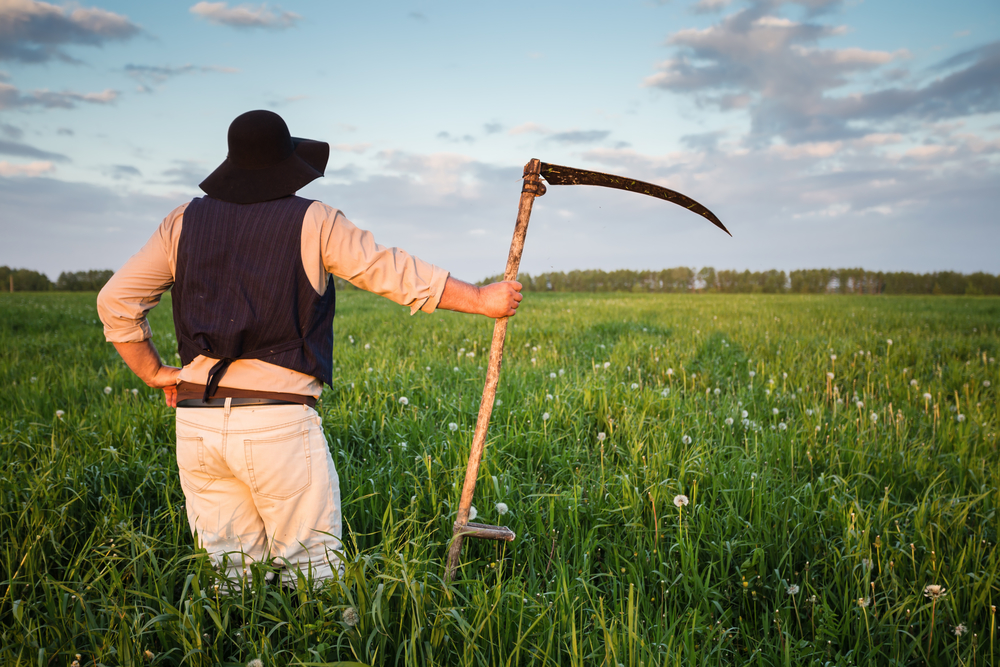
left=172, top=196, right=336, bottom=398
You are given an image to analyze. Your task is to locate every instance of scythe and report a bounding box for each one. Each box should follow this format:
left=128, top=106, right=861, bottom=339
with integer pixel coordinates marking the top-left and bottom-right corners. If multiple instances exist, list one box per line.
left=444, top=158, right=729, bottom=581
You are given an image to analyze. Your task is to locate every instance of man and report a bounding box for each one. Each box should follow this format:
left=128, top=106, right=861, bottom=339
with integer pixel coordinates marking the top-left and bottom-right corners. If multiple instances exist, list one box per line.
left=97, top=109, right=522, bottom=584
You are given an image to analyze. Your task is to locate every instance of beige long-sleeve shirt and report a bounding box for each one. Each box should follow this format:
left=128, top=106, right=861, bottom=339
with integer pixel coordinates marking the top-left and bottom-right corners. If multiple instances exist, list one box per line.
left=97, top=200, right=450, bottom=397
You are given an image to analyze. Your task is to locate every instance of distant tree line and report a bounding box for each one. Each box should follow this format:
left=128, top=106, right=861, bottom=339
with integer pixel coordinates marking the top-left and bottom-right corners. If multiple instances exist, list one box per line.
left=479, top=268, right=1000, bottom=295
left=3, top=265, right=997, bottom=295
left=1, top=267, right=115, bottom=292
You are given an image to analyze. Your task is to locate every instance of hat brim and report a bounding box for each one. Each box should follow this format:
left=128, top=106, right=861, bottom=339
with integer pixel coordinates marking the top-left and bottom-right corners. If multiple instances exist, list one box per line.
left=199, top=138, right=330, bottom=205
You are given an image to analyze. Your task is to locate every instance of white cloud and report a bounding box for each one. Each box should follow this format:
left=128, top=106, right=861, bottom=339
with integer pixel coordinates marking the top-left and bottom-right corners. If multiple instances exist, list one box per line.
left=189, top=2, right=300, bottom=29
left=643, top=4, right=1000, bottom=144
left=0, top=81, right=119, bottom=110
left=0, top=160, right=53, bottom=176
left=0, top=0, right=140, bottom=63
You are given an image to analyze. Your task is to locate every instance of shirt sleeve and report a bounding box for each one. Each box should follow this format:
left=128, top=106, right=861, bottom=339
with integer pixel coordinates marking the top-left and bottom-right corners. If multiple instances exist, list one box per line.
left=96, top=203, right=187, bottom=342
left=309, top=202, right=450, bottom=315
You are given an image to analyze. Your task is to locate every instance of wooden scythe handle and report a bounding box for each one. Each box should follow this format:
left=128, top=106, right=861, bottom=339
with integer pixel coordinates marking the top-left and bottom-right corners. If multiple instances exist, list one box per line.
left=445, top=158, right=543, bottom=581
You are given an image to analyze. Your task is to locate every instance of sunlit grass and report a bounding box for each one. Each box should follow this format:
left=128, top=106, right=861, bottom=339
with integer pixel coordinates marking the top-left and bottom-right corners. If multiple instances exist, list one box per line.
left=1, top=291, right=998, bottom=665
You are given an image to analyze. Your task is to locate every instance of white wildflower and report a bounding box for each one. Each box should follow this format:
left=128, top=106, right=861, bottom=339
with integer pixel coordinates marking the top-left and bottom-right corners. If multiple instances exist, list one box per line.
left=131, top=388, right=139, bottom=396
left=778, top=422, right=787, bottom=431
left=661, top=388, right=670, bottom=397
left=725, top=417, right=733, bottom=425
left=398, top=396, right=409, bottom=406
left=55, top=410, right=65, bottom=419
left=559, top=368, right=565, bottom=376
left=910, top=379, right=918, bottom=387
left=495, top=502, right=508, bottom=515
left=550, top=372, right=557, bottom=379
left=453, top=366, right=460, bottom=372
left=681, top=435, right=692, bottom=445
left=714, top=387, right=721, bottom=395
left=831, top=354, right=837, bottom=361
left=954, top=623, right=967, bottom=637
left=448, top=422, right=459, bottom=432
left=247, top=659, right=264, bottom=667
left=630, top=382, right=639, bottom=389
left=957, top=414, right=965, bottom=422
left=772, top=408, right=779, bottom=415
left=546, top=394, right=553, bottom=401
left=104, top=386, right=112, bottom=394
left=787, top=584, right=800, bottom=596
left=741, top=410, right=748, bottom=419
left=367, top=367, right=373, bottom=373
left=468, top=506, right=478, bottom=521
left=666, top=368, right=674, bottom=376
left=984, top=380, right=991, bottom=387
left=596, top=432, right=606, bottom=441
left=342, top=607, right=360, bottom=626
left=542, top=412, right=550, bottom=421
left=364, top=343, right=370, bottom=350
left=923, top=584, right=947, bottom=600
left=827, top=372, right=834, bottom=379
left=856, top=400, right=864, bottom=409
left=870, top=412, right=878, bottom=423
left=30, top=376, right=37, bottom=383
left=673, top=494, right=689, bottom=508
left=748, top=371, right=756, bottom=378
left=603, top=361, right=611, bottom=369
left=806, top=409, right=814, bottom=416
left=923, top=392, right=932, bottom=401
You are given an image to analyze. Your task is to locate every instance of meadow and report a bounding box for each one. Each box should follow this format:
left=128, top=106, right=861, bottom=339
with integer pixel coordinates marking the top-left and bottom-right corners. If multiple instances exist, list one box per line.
left=1, top=290, right=998, bottom=666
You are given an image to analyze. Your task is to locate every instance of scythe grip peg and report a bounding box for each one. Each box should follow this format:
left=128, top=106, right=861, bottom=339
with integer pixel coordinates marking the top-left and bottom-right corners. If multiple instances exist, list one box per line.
left=521, top=179, right=546, bottom=197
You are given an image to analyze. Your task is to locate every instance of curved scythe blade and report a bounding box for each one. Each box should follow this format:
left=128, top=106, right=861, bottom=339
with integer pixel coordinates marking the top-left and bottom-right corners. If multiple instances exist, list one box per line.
left=539, top=162, right=730, bottom=236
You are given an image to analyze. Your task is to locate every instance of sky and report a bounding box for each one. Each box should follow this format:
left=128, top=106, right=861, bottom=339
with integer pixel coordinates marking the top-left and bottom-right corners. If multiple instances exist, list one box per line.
left=1, top=0, right=998, bottom=281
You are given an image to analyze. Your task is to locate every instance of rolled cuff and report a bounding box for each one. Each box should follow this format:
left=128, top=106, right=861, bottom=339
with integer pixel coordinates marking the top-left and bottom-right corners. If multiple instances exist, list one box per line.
left=102, top=319, right=152, bottom=343
left=408, top=266, right=451, bottom=315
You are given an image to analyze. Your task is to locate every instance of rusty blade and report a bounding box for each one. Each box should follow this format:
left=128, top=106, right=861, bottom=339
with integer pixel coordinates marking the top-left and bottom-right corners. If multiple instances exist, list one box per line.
left=539, top=162, right=730, bottom=236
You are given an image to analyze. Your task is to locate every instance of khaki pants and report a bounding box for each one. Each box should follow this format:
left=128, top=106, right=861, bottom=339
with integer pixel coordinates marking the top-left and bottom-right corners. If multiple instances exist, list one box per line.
left=175, top=402, right=342, bottom=584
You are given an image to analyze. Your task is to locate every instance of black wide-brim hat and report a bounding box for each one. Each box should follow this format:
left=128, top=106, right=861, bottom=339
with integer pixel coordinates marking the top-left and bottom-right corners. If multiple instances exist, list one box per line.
left=200, top=110, right=329, bottom=205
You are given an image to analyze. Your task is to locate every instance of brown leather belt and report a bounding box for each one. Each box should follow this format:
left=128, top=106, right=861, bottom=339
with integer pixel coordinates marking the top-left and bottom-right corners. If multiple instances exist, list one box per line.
left=176, top=397, right=303, bottom=408
left=175, top=381, right=316, bottom=408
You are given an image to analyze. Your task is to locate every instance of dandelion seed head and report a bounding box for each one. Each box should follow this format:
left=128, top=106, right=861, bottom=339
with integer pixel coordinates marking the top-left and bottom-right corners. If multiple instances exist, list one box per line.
left=778, top=422, right=787, bottom=431
left=342, top=607, right=360, bottom=626
left=831, top=354, right=837, bottom=361
left=681, top=434, right=692, bottom=445
left=496, top=502, right=509, bottom=515
left=985, top=380, right=991, bottom=387
left=910, top=379, right=918, bottom=387
left=957, top=414, right=966, bottom=422
left=713, top=387, right=721, bottom=395
left=725, top=417, right=734, bottom=425
left=666, top=368, right=674, bottom=376
left=104, top=386, right=112, bottom=394
left=786, top=584, right=799, bottom=596
left=856, top=400, right=864, bottom=409
left=923, top=584, right=947, bottom=600
left=603, top=361, right=611, bottom=369
left=923, top=392, right=932, bottom=401
left=550, top=372, right=557, bottom=379
left=954, top=623, right=967, bottom=637
left=673, top=494, right=689, bottom=508
left=596, top=432, right=606, bottom=441
left=748, top=371, right=756, bottom=378
left=542, top=412, right=550, bottom=421
left=827, top=372, right=835, bottom=379
left=364, top=343, right=370, bottom=350
left=468, top=506, right=478, bottom=521
left=887, top=339, right=893, bottom=346
left=55, top=410, right=65, bottom=419
left=630, top=382, right=639, bottom=389
left=858, top=597, right=870, bottom=608
left=398, top=396, right=409, bottom=406
left=742, top=410, right=749, bottom=419
left=448, top=422, right=459, bottom=432
left=772, top=408, right=779, bottom=415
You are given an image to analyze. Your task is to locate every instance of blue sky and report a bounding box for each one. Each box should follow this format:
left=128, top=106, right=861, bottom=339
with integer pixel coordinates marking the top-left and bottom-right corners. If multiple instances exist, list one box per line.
left=1, top=0, right=998, bottom=281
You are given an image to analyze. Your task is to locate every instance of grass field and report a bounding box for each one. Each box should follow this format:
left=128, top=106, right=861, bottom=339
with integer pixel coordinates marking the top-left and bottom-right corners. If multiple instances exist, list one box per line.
left=1, top=290, right=998, bottom=666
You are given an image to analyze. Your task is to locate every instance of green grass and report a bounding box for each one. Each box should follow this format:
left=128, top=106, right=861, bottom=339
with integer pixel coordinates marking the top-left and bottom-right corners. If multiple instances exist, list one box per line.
left=1, top=290, right=998, bottom=666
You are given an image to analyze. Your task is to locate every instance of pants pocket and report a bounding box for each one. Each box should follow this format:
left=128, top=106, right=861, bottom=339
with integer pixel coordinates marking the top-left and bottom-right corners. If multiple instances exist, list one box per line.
left=245, top=429, right=312, bottom=500
left=176, top=436, right=212, bottom=493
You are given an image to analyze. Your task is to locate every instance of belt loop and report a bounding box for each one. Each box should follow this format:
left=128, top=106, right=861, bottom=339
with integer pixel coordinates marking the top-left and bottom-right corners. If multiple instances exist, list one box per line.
left=224, top=396, right=232, bottom=415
